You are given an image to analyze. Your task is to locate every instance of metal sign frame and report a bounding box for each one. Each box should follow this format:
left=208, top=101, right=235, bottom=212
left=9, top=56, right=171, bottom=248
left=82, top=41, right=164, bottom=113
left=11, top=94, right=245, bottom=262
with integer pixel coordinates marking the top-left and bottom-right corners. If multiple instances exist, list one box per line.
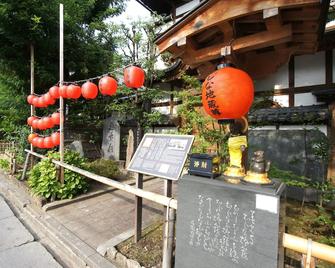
left=127, top=133, right=194, bottom=180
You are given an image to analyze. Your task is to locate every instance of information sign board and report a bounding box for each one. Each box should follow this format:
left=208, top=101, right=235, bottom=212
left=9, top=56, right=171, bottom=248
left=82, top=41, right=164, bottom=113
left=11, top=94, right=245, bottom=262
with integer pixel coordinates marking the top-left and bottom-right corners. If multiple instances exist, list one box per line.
left=127, top=134, right=194, bottom=180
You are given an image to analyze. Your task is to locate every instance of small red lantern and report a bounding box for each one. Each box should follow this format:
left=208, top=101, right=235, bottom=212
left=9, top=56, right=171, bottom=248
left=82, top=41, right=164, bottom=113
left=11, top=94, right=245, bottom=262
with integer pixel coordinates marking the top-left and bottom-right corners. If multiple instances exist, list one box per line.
left=51, top=112, right=60, bottom=125
left=42, top=117, right=54, bottom=129
left=99, top=76, right=117, bottom=96
left=51, top=132, right=60, bottom=146
left=124, top=65, right=145, bottom=88
left=43, top=93, right=55, bottom=106
left=32, top=119, right=39, bottom=129
left=67, top=84, right=81, bottom=99
left=49, top=86, right=60, bottom=99
left=27, top=116, right=37, bottom=126
left=202, top=67, right=254, bottom=120
left=31, top=137, right=39, bottom=147
left=59, top=85, right=68, bottom=98
left=28, top=133, right=38, bottom=143
left=36, top=137, right=45, bottom=148
left=37, top=119, right=46, bottom=130
left=81, top=81, right=98, bottom=99
left=44, top=137, right=54, bottom=149
left=32, top=97, right=39, bottom=107
left=37, top=97, right=47, bottom=108
left=27, top=95, right=36, bottom=105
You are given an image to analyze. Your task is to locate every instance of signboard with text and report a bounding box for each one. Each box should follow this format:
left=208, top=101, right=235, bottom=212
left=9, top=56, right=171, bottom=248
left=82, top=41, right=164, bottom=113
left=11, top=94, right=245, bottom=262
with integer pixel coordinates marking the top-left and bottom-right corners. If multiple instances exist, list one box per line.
left=127, top=134, right=194, bottom=180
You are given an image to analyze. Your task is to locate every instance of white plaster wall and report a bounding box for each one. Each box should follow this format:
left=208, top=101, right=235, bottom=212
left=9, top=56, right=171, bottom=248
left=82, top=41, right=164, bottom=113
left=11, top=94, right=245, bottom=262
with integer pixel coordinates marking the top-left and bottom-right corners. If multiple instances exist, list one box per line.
left=295, top=51, right=325, bottom=86
left=273, top=95, right=289, bottom=107
left=254, top=63, right=288, bottom=92
left=294, top=92, right=324, bottom=106
left=250, top=125, right=327, bottom=136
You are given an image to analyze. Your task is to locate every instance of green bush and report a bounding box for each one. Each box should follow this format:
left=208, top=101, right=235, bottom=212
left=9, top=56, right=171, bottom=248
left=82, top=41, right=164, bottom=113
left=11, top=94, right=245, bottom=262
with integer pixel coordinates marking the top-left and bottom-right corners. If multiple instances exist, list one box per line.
left=28, top=150, right=89, bottom=200
left=269, top=165, right=313, bottom=188
left=85, top=158, right=120, bottom=179
left=0, top=159, right=10, bottom=171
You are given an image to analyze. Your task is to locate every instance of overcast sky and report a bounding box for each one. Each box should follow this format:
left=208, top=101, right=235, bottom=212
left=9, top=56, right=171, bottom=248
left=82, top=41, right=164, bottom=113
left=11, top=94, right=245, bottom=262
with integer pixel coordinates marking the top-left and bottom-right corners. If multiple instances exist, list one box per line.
left=110, top=0, right=151, bottom=23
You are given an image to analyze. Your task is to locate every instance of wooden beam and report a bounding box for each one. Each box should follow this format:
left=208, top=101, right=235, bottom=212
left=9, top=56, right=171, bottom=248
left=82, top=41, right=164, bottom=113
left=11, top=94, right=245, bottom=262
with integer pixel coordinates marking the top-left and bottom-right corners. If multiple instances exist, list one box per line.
left=282, top=8, right=320, bottom=22
left=183, top=24, right=291, bottom=65
left=156, top=0, right=319, bottom=53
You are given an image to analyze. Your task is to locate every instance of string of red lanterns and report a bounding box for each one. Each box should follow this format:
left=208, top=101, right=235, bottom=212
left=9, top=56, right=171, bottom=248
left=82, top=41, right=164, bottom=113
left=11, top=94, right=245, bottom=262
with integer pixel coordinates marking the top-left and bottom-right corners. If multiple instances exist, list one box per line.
left=26, top=65, right=145, bottom=150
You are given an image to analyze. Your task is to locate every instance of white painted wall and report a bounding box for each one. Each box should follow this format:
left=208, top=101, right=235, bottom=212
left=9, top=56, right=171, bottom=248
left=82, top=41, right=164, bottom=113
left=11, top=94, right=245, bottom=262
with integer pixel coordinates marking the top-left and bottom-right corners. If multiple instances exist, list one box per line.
left=295, top=51, right=325, bottom=87
left=250, top=125, right=327, bottom=136
left=294, top=92, right=323, bottom=106
left=254, top=63, right=288, bottom=92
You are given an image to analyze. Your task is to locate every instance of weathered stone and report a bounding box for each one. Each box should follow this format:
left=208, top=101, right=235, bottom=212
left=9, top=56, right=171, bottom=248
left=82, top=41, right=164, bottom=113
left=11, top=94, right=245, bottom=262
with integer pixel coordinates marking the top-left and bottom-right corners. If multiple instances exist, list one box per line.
left=126, top=259, right=142, bottom=268
left=106, top=246, right=118, bottom=259
left=115, top=252, right=128, bottom=268
left=0, top=216, right=34, bottom=252
left=0, top=242, right=61, bottom=268
left=102, top=116, right=121, bottom=160
left=67, top=140, right=85, bottom=157
left=126, top=129, right=135, bottom=169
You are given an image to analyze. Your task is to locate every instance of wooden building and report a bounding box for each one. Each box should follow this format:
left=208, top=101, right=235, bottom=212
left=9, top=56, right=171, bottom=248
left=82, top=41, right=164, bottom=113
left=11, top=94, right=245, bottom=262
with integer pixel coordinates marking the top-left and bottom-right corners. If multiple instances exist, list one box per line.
left=136, top=0, right=335, bottom=182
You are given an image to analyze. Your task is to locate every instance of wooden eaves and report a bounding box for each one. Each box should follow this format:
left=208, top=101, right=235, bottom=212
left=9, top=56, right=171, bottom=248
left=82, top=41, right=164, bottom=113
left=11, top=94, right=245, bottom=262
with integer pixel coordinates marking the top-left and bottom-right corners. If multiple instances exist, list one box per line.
left=155, top=0, right=330, bottom=79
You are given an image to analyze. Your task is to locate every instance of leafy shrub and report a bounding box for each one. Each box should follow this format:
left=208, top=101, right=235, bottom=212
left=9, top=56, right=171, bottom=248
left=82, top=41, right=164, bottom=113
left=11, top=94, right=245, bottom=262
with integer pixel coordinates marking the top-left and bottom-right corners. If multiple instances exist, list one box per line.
left=28, top=150, right=89, bottom=200
left=85, top=158, right=120, bottom=179
left=0, top=159, right=10, bottom=171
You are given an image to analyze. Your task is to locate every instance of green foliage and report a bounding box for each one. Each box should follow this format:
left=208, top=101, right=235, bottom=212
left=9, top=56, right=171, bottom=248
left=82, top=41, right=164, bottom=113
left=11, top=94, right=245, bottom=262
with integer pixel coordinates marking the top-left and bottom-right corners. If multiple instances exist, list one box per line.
left=268, top=165, right=312, bottom=188
left=176, top=75, right=229, bottom=159
left=85, top=158, right=120, bottom=179
left=28, top=150, right=89, bottom=200
left=0, top=159, right=10, bottom=171
left=312, top=206, right=335, bottom=246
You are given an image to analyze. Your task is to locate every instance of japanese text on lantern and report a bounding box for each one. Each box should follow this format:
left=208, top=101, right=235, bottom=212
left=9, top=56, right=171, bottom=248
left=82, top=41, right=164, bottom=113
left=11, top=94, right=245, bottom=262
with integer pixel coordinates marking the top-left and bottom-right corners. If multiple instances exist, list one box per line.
left=205, top=74, right=221, bottom=116
left=188, top=194, right=255, bottom=264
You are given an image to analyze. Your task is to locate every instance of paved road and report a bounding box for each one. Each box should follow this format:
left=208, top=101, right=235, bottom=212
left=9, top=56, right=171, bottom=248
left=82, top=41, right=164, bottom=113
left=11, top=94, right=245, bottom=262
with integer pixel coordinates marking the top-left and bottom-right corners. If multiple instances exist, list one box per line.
left=0, top=195, right=61, bottom=268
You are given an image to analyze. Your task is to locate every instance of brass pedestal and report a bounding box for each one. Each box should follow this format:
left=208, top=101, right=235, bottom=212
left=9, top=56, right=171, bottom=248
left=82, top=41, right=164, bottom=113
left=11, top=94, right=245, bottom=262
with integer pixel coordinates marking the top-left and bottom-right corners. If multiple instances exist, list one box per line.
left=243, top=171, right=272, bottom=184
left=223, top=166, right=245, bottom=184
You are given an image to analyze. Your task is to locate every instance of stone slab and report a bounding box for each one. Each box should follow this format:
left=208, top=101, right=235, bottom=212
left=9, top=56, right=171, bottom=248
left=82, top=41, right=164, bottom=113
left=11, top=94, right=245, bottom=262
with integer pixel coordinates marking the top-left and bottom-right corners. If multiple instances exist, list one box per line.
left=0, top=198, right=14, bottom=220
left=0, top=216, right=34, bottom=252
left=0, top=242, right=61, bottom=268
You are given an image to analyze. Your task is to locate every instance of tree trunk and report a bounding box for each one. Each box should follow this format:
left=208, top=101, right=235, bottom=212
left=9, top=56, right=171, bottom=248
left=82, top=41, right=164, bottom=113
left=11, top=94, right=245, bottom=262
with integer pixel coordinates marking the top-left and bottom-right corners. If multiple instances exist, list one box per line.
left=327, top=102, right=335, bottom=185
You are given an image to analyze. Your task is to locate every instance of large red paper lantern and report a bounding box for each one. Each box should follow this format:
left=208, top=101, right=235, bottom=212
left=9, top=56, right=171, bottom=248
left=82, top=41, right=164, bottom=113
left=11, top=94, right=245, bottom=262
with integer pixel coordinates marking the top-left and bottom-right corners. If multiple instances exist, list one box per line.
left=59, top=85, right=68, bottom=98
left=42, top=117, right=54, bottom=129
left=67, top=84, right=81, bottom=99
left=51, top=112, right=60, bottom=125
left=28, top=133, right=38, bottom=143
left=202, top=67, right=254, bottom=120
left=99, top=76, right=117, bottom=96
left=43, top=137, right=54, bottom=149
left=27, top=116, right=37, bottom=126
left=51, top=132, right=60, bottom=146
left=27, top=95, right=36, bottom=105
left=124, top=65, right=145, bottom=88
left=81, top=81, right=98, bottom=99
left=49, top=86, right=60, bottom=99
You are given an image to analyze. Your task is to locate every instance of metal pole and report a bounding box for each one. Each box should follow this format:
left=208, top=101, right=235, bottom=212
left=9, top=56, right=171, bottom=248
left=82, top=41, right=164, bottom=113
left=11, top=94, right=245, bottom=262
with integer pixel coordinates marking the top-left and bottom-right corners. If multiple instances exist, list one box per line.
left=134, top=172, right=143, bottom=242
left=59, top=3, right=65, bottom=183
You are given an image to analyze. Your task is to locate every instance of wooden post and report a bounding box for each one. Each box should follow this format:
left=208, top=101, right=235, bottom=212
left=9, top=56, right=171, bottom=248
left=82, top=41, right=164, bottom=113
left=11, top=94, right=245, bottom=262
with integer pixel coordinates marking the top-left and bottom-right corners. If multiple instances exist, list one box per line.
left=134, top=172, right=143, bottom=242
left=327, top=102, right=335, bottom=185
left=162, top=179, right=175, bottom=268
left=59, top=3, right=65, bottom=184
left=20, top=153, right=30, bottom=181
left=30, top=44, right=35, bottom=169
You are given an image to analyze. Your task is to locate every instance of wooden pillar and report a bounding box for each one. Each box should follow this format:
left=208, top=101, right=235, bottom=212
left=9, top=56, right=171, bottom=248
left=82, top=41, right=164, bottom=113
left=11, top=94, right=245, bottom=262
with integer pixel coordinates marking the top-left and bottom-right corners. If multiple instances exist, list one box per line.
left=327, top=102, right=335, bottom=185
left=288, top=56, right=295, bottom=107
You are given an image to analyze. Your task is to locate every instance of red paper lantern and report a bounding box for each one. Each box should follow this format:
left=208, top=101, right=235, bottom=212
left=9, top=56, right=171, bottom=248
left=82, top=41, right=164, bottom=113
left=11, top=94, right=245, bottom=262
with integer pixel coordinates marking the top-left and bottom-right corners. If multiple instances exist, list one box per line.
left=37, top=97, right=47, bottom=108
left=42, top=117, right=54, bottom=129
left=51, top=132, right=60, bottom=146
left=36, top=137, right=45, bottom=148
left=28, top=133, right=38, bottom=143
left=43, top=137, right=54, bottom=149
left=31, top=137, right=39, bottom=147
left=67, top=84, right=81, bottom=99
left=81, top=81, right=98, bottom=99
left=49, top=86, right=60, bottom=99
left=51, top=112, right=60, bottom=125
left=99, top=76, right=117, bottom=96
left=27, top=116, right=37, bottom=126
left=32, top=97, right=39, bottom=107
left=43, top=93, right=55, bottom=106
left=124, top=65, right=145, bottom=88
left=32, top=119, right=39, bottom=129
left=27, top=95, right=36, bottom=105
left=37, top=119, right=46, bottom=130
left=202, top=67, right=254, bottom=120
left=59, top=85, right=68, bottom=98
